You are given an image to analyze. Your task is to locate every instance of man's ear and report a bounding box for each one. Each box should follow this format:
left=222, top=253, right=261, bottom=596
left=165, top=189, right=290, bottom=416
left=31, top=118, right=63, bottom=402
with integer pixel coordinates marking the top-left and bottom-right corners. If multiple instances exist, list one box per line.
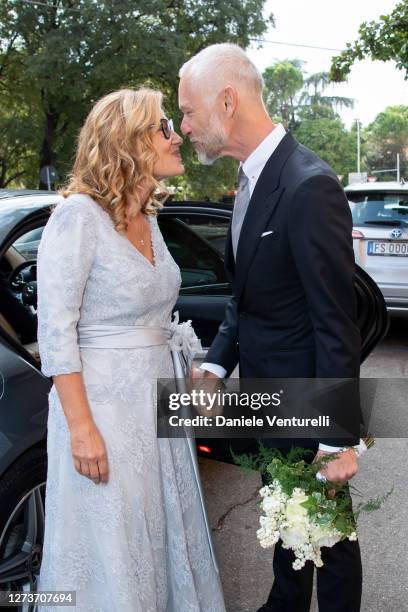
left=223, top=85, right=238, bottom=116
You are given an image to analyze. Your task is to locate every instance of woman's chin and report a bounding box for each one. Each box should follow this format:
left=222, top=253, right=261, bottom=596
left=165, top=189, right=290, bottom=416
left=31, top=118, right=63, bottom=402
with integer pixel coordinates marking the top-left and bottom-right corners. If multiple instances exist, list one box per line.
left=176, top=162, right=185, bottom=176
left=156, top=163, right=185, bottom=179
left=171, top=161, right=185, bottom=177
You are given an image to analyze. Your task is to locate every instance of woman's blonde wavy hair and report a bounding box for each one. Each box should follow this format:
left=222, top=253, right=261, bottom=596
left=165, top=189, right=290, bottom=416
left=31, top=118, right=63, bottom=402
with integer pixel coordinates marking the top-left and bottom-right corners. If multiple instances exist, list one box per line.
left=61, top=87, right=167, bottom=233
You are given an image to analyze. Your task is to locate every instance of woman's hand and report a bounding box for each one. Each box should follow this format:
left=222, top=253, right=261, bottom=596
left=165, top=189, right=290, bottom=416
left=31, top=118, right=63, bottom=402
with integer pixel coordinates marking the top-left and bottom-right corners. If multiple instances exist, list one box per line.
left=70, top=419, right=109, bottom=484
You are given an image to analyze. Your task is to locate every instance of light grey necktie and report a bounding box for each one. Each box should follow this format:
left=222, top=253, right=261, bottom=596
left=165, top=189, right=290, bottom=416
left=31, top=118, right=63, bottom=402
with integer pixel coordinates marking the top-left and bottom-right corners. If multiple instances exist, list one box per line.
left=231, top=166, right=250, bottom=259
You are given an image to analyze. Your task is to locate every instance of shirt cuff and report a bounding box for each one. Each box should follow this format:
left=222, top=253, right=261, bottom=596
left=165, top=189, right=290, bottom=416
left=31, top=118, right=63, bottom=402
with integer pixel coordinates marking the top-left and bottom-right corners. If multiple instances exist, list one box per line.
left=200, top=362, right=227, bottom=378
left=318, top=443, right=347, bottom=452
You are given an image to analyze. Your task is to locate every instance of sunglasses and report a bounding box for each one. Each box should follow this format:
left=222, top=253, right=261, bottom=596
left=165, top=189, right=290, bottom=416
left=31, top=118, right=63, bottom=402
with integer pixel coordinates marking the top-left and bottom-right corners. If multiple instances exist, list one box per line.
left=152, top=117, right=174, bottom=140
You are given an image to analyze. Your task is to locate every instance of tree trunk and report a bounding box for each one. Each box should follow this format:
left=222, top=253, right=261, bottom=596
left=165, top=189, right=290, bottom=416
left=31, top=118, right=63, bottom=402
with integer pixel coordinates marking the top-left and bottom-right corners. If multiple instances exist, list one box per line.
left=38, top=101, right=59, bottom=190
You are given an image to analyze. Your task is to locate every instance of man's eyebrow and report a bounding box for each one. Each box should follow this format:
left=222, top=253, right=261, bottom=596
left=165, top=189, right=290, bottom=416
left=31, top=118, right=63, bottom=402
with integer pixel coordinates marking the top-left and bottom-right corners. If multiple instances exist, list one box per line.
left=179, top=104, right=192, bottom=112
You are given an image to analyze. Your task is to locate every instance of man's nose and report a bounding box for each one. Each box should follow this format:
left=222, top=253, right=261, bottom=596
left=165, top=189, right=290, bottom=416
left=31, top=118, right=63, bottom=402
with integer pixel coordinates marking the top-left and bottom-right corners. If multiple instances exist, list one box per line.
left=180, top=116, right=190, bottom=136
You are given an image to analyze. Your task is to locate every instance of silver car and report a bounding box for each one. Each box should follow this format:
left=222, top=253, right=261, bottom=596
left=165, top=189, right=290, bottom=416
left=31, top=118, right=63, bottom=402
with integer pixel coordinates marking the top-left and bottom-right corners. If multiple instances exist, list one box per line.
left=346, top=181, right=408, bottom=316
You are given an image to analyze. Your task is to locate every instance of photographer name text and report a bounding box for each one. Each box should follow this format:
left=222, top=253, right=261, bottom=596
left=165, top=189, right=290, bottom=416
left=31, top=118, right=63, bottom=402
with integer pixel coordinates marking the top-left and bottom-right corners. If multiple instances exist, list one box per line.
left=168, top=415, right=330, bottom=428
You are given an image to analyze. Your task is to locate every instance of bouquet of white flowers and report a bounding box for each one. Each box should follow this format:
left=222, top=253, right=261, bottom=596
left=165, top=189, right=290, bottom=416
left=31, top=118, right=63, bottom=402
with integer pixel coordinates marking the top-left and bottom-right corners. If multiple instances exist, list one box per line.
left=233, top=443, right=391, bottom=570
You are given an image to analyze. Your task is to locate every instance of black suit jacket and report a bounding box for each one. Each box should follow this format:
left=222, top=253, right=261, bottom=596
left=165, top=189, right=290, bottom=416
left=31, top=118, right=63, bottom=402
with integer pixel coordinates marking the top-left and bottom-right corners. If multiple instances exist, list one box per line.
left=205, top=133, right=361, bottom=445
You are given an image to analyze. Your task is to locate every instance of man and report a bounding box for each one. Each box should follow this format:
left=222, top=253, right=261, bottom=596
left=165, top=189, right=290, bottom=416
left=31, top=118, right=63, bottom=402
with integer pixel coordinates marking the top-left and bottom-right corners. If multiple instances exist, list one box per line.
left=178, top=44, right=362, bottom=612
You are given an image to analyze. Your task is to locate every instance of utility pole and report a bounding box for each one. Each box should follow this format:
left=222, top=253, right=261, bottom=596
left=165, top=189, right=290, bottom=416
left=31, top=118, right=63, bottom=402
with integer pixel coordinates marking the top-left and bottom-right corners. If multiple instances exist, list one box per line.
left=356, top=118, right=361, bottom=173
left=397, top=153, right=400, bottom=182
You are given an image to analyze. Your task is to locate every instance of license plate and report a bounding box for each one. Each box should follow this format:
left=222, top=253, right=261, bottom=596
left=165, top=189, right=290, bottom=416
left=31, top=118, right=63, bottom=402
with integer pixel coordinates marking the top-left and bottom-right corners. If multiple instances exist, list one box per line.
left=367, top=241, right=408, bottom=256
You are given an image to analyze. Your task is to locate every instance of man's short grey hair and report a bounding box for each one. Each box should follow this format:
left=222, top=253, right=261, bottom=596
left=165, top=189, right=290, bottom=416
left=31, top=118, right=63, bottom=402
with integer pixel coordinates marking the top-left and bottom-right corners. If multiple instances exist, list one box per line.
left=179, top=43, right=264, bottom=98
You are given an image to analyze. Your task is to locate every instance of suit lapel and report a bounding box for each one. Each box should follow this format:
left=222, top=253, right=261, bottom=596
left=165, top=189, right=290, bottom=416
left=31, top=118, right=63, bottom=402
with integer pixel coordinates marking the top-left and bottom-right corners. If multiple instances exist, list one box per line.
left=234, top=132, right=299, bottom=303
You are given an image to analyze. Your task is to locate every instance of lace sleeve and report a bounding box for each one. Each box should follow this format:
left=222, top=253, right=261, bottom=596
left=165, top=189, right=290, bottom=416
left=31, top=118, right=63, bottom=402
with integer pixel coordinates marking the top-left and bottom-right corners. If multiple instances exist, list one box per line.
left=37, top=196, right=98, bottom=377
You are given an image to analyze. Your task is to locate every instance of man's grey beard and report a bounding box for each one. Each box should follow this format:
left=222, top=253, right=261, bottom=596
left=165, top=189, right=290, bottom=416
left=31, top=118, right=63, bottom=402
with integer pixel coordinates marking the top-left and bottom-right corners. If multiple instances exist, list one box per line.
left=196, top=149, right=221, bottom=165
left=194, top=122, right=227, bottom=165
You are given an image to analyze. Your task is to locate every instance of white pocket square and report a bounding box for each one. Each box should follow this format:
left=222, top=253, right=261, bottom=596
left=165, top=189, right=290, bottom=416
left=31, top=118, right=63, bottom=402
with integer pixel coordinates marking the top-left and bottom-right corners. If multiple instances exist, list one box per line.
left=261, top=230, right=274, bottom=237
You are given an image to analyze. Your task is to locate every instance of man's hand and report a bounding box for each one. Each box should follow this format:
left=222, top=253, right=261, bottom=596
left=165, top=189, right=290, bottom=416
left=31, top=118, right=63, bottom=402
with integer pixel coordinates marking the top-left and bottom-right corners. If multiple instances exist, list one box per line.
left=314, top=448, right=358, bottom=484
left=191, top=363, right=219, bottom=379
left=191, top=365, right=205, bottom=379
left=189, top=363, right=223, bottom=416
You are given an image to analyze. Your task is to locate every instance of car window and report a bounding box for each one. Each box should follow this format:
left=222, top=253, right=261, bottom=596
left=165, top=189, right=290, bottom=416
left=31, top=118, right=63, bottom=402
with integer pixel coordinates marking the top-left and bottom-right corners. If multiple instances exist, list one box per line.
left=172, top=214, right=230, bottom=255
left=158, top=216, right=227, bottom=289
left=0, top=224, right=46, bottom=347
left=349, top=192, right=408, bottom=226
left=12, top=226, right=45, bottom=260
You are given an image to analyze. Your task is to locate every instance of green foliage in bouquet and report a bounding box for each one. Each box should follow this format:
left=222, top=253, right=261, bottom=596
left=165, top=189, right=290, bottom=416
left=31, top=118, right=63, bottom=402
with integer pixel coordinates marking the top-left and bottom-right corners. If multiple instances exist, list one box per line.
left=232, top=444, right=393, bottom=538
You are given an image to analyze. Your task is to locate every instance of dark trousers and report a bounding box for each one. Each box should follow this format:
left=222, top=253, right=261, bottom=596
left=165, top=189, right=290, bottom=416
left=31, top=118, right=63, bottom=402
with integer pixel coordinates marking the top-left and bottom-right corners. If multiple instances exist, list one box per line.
left=263, top=537, right=362, bottom=612
left=259, top=448, right=362, bottom=612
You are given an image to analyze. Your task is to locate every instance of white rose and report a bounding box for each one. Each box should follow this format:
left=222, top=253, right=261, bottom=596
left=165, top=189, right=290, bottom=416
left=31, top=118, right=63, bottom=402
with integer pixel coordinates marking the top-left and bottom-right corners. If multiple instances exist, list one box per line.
left=281, top=522, right=309, bottom=548
left=285, top=491, right=308, bottom=523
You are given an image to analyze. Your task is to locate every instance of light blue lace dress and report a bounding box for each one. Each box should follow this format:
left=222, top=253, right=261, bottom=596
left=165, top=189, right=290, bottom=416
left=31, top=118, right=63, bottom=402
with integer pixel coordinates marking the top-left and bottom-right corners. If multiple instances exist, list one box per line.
left=36, top=194, right=226, bottom=612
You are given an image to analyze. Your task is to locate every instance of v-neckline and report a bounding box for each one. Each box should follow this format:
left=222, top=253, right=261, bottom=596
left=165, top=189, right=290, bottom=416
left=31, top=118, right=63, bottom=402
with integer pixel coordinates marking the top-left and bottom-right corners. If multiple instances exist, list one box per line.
left=122, top=216, right=157, bottom=270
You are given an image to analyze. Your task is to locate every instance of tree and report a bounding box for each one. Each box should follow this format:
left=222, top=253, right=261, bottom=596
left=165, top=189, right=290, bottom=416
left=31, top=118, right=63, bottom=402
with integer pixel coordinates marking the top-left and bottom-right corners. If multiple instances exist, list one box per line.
left=330, top=0, right=408, bottom=81
left=263, top=62, right=354, bottom=128
left=261, top=60, right=356, bottom=181
left=0, top=108, right=41, bottom=188
left=299, top=71, right=354, bottom=118
left=293, top=117, right=356, bottom=180
left=363, top=105, right=408, bottom=180
left=262, top=59, right=304, bottom=128
left=0, top=31, right=43, bottom=187
left=169, top=155, right=238, bottom=201
left=0, top=0, right=273, bottom=193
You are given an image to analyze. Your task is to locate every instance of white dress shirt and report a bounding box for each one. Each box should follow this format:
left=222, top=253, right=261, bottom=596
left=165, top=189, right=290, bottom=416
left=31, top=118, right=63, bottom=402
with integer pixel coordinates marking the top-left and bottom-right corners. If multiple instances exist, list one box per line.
left=242, top=123, right=286, bottom=198
left=201, top=124, right=349, bottom=453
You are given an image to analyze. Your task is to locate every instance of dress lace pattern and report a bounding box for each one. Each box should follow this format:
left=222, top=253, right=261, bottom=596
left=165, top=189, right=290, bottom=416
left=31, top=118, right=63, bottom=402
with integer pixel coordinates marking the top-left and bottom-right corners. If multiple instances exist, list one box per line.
left=36, top=194, right=226, bottom=612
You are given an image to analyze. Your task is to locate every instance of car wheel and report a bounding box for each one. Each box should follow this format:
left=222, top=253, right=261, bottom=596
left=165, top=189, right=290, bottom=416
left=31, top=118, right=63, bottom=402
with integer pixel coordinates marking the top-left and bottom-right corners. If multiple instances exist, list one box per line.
left=0, top=448, right=47, bottom=611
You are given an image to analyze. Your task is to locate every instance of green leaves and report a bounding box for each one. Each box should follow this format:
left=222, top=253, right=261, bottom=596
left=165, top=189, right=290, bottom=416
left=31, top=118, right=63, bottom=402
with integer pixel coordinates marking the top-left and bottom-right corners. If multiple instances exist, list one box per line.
left=0, top=0, right=271, bottom=189
left=330, top=0, right=408, bottom=81
left=364, top=105, right=408, bottom=179
left=263, top=60, right=304, bottom=128
left=293, top=117, right=357, bottom=181
left=261, top=61, right=356, bottom=180
left=234, top=443, right=392, bottom=543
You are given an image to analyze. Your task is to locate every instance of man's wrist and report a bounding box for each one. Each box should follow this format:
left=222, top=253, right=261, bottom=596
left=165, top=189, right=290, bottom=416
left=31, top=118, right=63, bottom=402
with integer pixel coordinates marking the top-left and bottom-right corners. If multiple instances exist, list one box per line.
left=318, top=443, right=346, bottom=453
left=200, top=362, right=226, bottom=378
left=319, top=440, right=365, bottom=456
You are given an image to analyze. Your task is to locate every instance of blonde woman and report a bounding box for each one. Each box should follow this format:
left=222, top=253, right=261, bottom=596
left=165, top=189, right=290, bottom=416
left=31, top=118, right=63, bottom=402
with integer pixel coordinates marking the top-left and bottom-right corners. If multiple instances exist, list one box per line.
left=36, top=88, right=226, bottom=612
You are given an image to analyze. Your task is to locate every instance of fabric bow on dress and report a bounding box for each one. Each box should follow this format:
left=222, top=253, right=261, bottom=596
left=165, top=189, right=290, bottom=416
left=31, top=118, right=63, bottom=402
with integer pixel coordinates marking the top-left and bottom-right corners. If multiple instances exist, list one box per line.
left=168, top=311, right=202, bottom=371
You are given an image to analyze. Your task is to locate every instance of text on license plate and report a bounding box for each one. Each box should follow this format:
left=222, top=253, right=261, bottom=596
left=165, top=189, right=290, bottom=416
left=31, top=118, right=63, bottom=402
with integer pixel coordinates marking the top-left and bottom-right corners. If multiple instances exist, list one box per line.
left=367, top=241, right=408, bottom=256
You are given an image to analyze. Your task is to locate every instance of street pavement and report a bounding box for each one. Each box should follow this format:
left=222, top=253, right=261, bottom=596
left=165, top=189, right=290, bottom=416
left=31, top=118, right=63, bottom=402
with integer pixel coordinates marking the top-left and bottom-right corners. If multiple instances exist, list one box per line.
left=199, top=316, right=408, bottom=612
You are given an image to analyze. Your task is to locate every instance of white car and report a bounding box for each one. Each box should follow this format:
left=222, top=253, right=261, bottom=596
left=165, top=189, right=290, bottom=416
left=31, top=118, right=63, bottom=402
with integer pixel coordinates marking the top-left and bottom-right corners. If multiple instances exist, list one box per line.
left=346, top=181, right=408, bottom=316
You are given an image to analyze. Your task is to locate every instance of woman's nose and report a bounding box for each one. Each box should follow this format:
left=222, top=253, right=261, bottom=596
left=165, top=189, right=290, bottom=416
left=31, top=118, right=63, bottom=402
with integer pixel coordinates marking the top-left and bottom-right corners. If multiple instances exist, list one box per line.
left=171, top=131, right=183, bottom=145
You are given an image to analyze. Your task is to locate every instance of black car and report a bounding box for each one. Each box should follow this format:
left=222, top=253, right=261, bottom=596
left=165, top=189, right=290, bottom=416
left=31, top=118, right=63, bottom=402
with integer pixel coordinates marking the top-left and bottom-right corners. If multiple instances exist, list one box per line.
left=0, top=190, right=388, bottom=605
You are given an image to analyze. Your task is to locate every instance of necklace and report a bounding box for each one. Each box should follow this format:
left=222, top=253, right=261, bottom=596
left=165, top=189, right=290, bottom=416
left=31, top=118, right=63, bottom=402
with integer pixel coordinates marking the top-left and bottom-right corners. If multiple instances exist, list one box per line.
left=127, top=214, right=148, bottom=246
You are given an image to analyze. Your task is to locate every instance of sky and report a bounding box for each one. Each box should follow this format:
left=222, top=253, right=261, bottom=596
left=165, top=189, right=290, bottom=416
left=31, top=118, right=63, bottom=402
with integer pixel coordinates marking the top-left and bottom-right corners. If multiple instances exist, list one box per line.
left=247, top=0, right=408, bottom=128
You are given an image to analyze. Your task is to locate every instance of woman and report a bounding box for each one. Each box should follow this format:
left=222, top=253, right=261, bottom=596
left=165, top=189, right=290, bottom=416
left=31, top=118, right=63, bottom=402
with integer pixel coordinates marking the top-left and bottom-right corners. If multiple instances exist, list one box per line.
left=37, top=88, right=226, bottom=612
